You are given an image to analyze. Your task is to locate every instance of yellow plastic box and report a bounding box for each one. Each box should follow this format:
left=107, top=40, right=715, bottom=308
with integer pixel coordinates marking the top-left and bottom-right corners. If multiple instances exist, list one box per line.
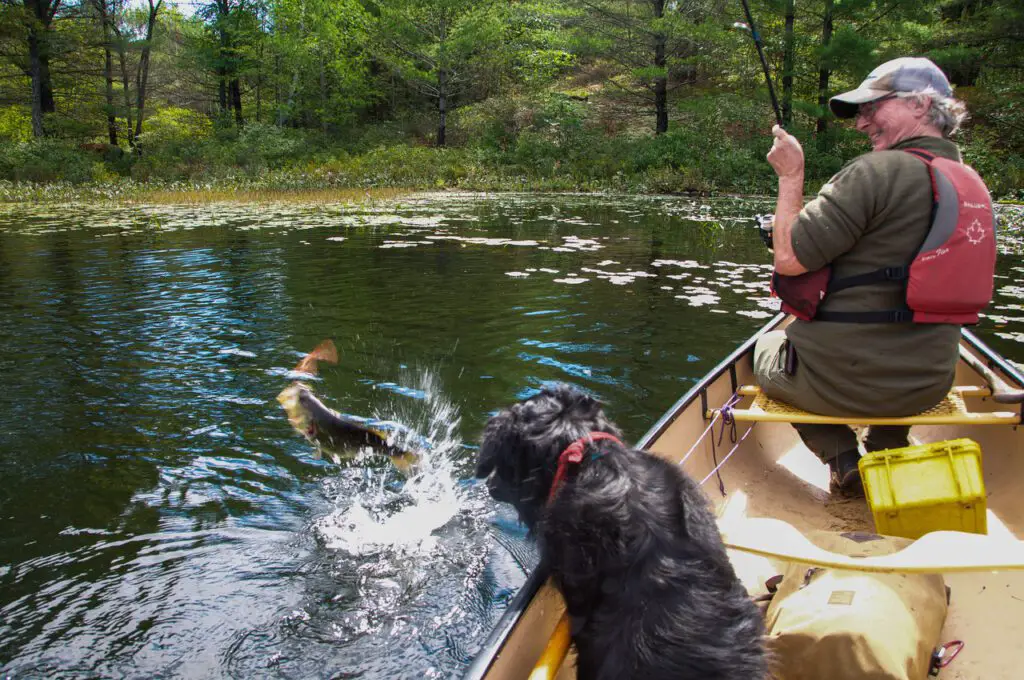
left=859, top=438, right=987, bottom=539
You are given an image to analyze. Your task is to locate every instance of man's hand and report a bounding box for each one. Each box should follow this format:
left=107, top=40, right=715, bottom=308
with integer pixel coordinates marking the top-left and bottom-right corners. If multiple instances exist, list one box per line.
left=767, top=125, right=808, bottom=276
left=767, top=125, right=805, bottom=179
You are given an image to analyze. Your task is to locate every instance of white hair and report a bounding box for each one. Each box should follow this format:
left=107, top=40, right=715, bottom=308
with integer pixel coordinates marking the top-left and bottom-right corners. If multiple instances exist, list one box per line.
left=898, top=89, right=969, bottom=137
left=927, top=95, right=969, bottom=137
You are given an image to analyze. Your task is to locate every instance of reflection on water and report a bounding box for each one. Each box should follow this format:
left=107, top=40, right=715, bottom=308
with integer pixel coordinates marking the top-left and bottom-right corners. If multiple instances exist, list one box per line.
left=0, top=194, right=1020, bottom=677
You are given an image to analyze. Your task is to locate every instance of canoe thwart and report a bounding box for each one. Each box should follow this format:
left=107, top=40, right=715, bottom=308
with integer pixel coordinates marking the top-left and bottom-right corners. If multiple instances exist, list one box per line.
left=716, top=385, right=1021, bottom=426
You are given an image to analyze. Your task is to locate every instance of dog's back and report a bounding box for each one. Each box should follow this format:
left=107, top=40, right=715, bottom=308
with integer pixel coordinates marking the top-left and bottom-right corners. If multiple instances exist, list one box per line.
left=542, top=446, right=766, bottom=679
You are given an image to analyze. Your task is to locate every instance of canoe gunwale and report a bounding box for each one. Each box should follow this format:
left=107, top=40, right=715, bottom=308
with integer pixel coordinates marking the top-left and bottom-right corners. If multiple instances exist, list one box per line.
left=962, top=327, right=1024, bottom=421
left=461, top=565, right=549, bottom=680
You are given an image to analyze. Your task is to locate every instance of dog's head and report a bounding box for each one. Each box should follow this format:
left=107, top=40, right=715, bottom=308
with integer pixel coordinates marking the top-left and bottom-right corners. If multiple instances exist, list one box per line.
left=475, top=384, right=622, bottom=529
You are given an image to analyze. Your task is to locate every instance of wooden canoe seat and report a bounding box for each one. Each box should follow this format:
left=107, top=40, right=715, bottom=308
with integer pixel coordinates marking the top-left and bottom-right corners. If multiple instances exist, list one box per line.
left=720, top=385, right=1021, bottom=426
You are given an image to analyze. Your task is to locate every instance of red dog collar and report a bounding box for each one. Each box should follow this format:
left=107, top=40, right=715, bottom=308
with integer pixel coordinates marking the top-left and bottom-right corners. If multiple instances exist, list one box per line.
left=548, top=432, right=622, bottom=503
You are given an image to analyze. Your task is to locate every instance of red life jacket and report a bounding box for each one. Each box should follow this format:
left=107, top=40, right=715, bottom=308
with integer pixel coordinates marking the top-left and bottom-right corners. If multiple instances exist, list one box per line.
left=771, top=148, right=996, bottom=324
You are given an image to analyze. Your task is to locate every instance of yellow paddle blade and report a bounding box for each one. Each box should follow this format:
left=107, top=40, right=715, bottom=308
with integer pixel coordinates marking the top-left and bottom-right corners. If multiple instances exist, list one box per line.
left=529, top=612, right=571, bottom=680
left=720, top=517, right=1024, bottom=574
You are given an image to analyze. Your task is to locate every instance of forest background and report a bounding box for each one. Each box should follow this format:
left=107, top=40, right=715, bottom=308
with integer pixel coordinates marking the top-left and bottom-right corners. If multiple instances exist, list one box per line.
left=1, top=0, right=1021, bottom=200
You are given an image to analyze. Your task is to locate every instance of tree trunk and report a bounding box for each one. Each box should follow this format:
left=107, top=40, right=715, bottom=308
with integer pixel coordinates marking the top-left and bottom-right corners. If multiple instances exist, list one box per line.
left=117, top=47, right=135, bottom=147
left=218, top=69, right=228, bottom=114
left=653, top=0, right=667, bottom=134
left=39, top=60, right=55, bottom=113
left=103, top=31, right=117, bottom=144
left=231, top=79, right=243, bottom=126
left=255, top=50, right=261, bottom=124
left=436, top=14, right=448, bottom=147
left=279, top=67, right=299, bottom=125
left=28, top=30, right=45, bottom=137
left=25, top=0, right=62, bottom=136
left=654, top=38, right=667, bottom=134
left=437, top=68, right=447, bottom=147
left=816, top=0, right=834, bottom=137
left=273, top=54, right=280, bottom=121
left=782, top=0, right=795, bottom=128
left=133, top=0, right=162, bottom=141
left=91, top=0, right=118, bottom=145
left=215, top=0, right=232, bottom=119
left=319, top=48, right=327, bottom=135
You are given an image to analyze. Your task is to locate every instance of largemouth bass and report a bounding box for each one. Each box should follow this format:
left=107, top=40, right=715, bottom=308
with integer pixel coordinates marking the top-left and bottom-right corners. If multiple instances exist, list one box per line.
left=276, top=340, right=422, bottom=472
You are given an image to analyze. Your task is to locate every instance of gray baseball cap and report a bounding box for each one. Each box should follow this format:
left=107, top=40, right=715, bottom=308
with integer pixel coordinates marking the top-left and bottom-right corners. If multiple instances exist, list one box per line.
left=829, top=57, right=953, bottom=119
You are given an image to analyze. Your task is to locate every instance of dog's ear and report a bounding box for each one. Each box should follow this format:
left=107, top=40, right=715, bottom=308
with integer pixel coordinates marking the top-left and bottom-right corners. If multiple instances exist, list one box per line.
left=475, top=406, right=518, bottom=478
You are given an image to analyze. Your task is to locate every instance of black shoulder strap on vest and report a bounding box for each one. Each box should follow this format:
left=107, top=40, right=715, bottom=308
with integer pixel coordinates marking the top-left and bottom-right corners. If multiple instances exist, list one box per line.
left=902, top=148, right=936, bottom=162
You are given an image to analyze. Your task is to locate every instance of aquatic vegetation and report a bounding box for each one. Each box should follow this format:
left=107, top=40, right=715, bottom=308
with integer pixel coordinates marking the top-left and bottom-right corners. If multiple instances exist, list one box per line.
left=0, top=179, right=412, bottom=206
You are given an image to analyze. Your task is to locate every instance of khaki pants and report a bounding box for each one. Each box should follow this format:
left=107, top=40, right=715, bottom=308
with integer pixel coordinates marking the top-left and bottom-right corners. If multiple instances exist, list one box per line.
left=753, top=330, right=909, bottom=463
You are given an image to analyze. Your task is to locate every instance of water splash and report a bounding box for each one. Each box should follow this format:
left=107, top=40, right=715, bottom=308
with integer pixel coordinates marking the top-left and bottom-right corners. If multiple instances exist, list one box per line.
left=313, top=368, right=464, bottom=556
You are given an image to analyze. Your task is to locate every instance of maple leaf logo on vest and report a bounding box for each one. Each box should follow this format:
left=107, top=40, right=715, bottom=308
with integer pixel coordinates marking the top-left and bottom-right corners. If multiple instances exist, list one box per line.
left=966, top=219, right=986, bottom=245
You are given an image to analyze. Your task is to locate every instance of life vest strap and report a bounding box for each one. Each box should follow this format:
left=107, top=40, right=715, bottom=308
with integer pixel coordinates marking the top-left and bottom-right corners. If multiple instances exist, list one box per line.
left=828, top=266, right=909, bottom=293
left=814, top=309, right=914, bottom=323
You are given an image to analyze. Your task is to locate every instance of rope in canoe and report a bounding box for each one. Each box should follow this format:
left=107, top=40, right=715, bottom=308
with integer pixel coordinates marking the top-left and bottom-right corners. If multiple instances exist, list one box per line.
left=678, top=392, right=756, bottom=494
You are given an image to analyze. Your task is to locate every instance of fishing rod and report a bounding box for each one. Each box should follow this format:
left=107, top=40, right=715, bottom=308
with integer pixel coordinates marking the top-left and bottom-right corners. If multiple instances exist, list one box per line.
left=735, top=0, right=783, bottom=127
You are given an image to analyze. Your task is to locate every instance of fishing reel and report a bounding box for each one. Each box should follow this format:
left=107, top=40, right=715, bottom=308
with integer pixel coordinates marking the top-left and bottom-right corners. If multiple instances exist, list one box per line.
left=755, top=214, right=774, bottom=251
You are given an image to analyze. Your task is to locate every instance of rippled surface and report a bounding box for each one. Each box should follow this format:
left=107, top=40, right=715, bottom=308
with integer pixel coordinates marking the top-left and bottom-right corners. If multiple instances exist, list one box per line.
left=1, top=194, right=1021, bottom=678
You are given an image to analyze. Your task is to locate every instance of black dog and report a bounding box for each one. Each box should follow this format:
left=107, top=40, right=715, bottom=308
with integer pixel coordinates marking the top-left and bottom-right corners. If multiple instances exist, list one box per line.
left=476, top=384, right=766, bottom=680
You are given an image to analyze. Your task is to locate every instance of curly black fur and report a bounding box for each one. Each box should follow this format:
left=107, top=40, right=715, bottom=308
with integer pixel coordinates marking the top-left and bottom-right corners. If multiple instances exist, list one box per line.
left=476, top=384, right=767, bottom=680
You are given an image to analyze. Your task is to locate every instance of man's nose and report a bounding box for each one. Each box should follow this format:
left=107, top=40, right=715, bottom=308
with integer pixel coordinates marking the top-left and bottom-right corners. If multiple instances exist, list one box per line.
left=855, top=113, right=870, bottom=132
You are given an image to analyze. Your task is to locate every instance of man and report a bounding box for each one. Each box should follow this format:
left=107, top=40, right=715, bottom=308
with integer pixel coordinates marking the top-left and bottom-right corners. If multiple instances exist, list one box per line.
left=753, top=57, right=995, bottom=494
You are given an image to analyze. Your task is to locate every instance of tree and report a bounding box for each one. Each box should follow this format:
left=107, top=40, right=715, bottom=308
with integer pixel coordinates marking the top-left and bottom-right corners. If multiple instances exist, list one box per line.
left=369, top=0, right=506, bottom=146
left=197, top=0, right=260, bottom=125
left=88, top=0, right=118, bottom=144
left=568, top=0, right=726, bottom=135
left=782, top=0, right=794, bottom=128
left=132, top=0, right=162, bottom=141
left=815, top=0, right=832, bottom=136
left=2, top=0, right=64, bottom=136
left=268, top=0, right=373, bottom=130
left=926, top=0, right=1024, bottom=154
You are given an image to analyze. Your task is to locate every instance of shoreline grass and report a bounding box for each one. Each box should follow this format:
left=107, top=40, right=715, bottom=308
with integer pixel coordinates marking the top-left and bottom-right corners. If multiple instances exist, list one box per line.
left=135, top=186, right=414, bottom=205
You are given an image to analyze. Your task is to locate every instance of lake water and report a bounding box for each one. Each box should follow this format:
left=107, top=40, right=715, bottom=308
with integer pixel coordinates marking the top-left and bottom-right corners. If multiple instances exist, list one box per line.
left=1, top=193, right=1021, bottom=678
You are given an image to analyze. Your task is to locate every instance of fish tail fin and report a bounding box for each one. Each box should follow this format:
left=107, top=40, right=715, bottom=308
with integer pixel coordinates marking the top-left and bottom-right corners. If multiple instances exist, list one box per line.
left=292, top=339, right=339, bottom=375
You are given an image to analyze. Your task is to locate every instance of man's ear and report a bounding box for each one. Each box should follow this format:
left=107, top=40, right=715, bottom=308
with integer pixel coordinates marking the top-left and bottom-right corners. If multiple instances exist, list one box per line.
left=910, top=94, right=932, bottom=119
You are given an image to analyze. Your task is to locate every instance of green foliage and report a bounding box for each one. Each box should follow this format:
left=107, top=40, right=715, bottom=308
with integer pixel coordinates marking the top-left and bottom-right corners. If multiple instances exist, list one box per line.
left=268, top=0, right=375, bottom=128
left=0, top=139, right=97, bottom=183
left=137, top=107, right=214, bottom=150
left=234, top=122, right=307, bottom=169
left=0, top=106, right=31, bottom=143
left=0, top=0, right=1020, bottom=197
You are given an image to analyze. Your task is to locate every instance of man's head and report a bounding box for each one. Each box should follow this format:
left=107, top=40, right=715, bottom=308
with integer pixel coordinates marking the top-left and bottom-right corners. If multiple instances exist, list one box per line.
left=829, top=57, right=968, bottom=151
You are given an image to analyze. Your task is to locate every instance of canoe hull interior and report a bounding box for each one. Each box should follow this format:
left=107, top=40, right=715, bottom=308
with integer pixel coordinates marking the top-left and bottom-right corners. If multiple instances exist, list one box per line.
left=466, top=315, right=1024, bottom=680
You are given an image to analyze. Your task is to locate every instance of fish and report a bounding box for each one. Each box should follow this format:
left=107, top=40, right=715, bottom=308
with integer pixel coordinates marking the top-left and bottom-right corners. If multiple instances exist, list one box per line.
left=276, top=340, right=422, bottom=473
